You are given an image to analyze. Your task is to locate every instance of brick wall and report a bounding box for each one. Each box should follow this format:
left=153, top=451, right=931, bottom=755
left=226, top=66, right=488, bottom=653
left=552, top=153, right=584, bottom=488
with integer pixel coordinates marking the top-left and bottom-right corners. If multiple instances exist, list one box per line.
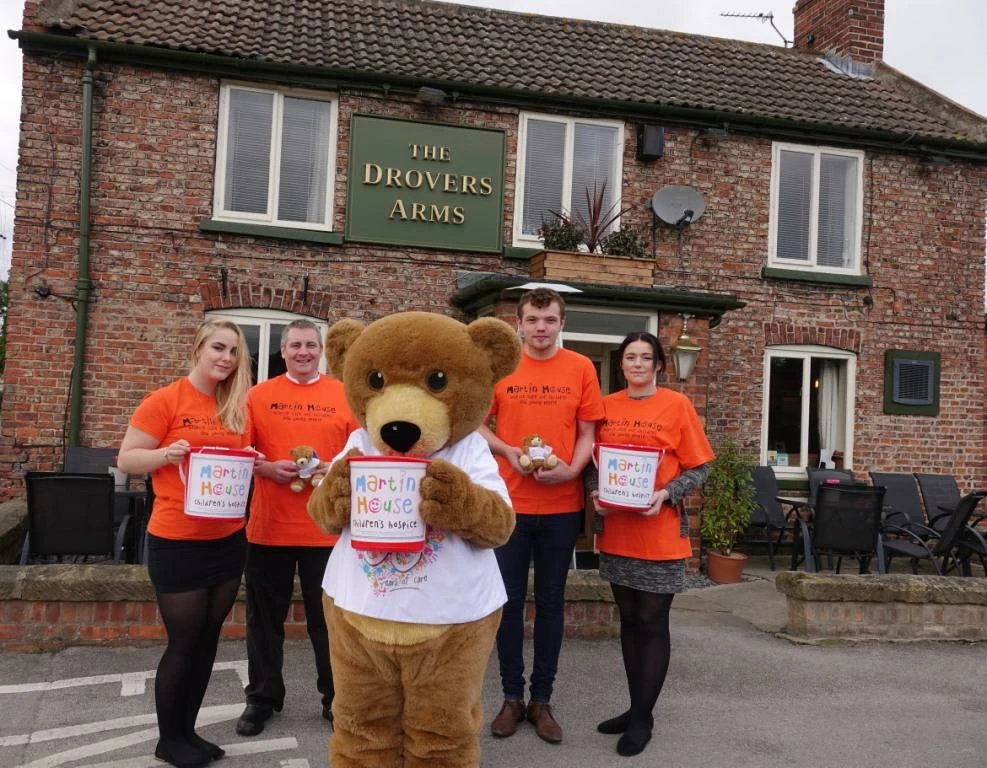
left=0, top=565, right=617, bottom=652
left=3, top=48, right=985, bottom=502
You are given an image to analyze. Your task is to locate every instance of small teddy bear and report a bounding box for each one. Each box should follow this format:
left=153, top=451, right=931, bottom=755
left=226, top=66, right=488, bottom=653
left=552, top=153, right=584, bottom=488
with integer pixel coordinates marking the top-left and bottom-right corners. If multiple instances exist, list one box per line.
left=289, top=445, right=329, bottom=493
left=518, top=434, right=558, bottom=470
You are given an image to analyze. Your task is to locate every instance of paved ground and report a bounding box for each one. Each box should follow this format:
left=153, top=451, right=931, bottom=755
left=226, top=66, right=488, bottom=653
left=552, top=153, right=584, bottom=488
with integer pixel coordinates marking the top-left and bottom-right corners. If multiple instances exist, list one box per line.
left=1, top=562, right=985, bottom=767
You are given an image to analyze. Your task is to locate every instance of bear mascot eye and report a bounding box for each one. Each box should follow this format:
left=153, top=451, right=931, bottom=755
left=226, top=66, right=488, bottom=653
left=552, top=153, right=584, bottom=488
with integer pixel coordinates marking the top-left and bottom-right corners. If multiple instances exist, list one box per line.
left=367, top=370, right=385, bottom=390
left=426, top=370, right=447, bottom=392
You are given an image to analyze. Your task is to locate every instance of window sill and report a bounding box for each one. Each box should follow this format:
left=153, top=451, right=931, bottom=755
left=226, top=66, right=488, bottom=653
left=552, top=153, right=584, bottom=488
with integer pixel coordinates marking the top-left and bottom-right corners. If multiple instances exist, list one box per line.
left=761, top=267, right=872, bottom=287
left=199, top=219, right=344, bottom=245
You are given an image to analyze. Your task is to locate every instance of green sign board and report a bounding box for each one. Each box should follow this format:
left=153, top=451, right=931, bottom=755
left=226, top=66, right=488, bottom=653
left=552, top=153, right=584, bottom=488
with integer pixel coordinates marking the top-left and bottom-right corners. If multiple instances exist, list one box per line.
left=345, top=115, right=505, bottom=253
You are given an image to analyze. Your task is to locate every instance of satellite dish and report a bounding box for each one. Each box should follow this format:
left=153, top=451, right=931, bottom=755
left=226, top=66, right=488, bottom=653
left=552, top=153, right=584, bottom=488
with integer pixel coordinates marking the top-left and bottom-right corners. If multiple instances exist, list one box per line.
left=649, top=185, right=706, bottom=228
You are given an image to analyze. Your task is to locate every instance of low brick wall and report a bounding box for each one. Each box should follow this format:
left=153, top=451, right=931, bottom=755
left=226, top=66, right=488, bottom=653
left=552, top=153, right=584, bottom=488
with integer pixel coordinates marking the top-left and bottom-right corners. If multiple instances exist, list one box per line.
left=0, top=564, right=617, bottom=652
left=776, top=571, right=987, bottom=642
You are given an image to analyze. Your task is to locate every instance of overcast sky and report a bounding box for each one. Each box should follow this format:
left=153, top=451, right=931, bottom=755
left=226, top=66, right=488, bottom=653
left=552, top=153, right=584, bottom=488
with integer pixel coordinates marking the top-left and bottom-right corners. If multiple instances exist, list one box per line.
left=0, top=0, right=984, bottom=279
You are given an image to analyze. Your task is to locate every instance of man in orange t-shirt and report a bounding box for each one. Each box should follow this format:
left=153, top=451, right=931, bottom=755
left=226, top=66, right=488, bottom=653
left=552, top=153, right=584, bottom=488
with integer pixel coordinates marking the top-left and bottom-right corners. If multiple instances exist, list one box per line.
left=480, top=287, right=604, bottom=744
left=235, top=320, right=358, bottom=738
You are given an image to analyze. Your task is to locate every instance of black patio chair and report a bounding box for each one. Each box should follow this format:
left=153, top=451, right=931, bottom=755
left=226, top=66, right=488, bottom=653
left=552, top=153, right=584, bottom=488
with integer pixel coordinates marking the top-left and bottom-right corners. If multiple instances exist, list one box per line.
left=882, top=491, right=987, bottom=575
left=795, top=483, right=887, bottom=574
left=20, top=471, right=129, bottom=564
left=736, top=466, right=795, bottom=571
left=806, top=467, right=856, bottom=507
left=869, top=471, right=930, bottom=536
left=914, top=472, right=987, bottom=533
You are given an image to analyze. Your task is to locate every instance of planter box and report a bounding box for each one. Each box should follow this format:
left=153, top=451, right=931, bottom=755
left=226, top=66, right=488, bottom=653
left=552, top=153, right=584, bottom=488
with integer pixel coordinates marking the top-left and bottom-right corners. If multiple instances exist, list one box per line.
left=530, top=250, right=653, bottom=287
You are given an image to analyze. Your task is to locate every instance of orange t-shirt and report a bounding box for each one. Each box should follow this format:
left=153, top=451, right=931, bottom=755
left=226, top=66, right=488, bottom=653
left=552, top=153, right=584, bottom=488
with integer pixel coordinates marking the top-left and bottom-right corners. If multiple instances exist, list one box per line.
left=131, top=378, right=251, bottom=541
left=247, top=374, right=359, bottom=546
left=595, top=389, right=714, bottom=561
left=490, top=348, right=605, bottom=514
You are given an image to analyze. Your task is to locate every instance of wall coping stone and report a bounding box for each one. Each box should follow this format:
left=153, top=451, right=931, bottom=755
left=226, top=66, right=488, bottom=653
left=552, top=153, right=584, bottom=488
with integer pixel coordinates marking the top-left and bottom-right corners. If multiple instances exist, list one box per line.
left=0, top=563, right=614, bottom=603
left=776, top=571, right=987, bottom=606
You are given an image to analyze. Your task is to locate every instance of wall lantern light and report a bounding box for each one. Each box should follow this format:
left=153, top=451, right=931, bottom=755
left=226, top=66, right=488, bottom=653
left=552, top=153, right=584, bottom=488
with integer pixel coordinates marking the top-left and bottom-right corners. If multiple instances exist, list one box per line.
left=671, top=314, right=702, bottom=381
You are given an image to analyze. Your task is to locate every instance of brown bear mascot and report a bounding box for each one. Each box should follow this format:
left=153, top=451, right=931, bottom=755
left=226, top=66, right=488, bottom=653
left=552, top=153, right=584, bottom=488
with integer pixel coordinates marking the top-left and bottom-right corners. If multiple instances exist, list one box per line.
left=307, top=311, right=520, bottom=768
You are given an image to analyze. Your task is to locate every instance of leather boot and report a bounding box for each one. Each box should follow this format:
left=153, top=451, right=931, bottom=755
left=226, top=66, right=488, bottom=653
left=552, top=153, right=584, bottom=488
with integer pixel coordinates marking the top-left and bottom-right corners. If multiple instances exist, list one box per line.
left=526, top=701, right=562, bottom=743
left=490, top=699, right=525, bottom=737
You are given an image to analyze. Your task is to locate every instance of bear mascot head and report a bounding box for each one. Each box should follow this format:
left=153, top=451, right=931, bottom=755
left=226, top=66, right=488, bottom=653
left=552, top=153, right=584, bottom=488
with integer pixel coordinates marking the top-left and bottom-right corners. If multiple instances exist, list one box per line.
left=307, top=311, right=520, bottom=767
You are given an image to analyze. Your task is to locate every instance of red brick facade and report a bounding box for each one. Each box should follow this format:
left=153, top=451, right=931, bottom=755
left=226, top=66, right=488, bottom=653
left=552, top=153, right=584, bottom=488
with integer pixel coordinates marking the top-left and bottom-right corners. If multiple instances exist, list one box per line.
left=3, top=11, right=986, bottom=504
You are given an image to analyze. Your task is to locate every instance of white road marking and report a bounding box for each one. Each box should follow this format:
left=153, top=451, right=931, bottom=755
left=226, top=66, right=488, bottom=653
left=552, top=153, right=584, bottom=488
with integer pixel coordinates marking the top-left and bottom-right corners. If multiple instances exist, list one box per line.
left=0, top=661, right=248, bottom=698
left=72, top=738, right=299, bottom=768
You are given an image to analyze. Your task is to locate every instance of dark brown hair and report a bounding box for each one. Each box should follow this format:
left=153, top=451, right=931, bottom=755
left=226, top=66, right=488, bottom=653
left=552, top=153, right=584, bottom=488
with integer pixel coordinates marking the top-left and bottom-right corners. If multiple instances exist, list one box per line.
left=516, top=287, right=566, bottom=319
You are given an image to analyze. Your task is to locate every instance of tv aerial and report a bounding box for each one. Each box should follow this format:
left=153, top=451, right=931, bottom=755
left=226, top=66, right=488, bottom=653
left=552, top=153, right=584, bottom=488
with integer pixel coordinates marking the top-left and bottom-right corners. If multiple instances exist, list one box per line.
left=647, top=184, right=706, bottom=258
left=720, top=11, right=792, bottom=47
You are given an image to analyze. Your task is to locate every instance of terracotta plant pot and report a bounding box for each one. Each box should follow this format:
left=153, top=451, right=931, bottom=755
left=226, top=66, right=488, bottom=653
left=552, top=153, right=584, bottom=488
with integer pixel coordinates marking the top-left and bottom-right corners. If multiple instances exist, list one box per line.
left=706, top=550, right=747, bottom=584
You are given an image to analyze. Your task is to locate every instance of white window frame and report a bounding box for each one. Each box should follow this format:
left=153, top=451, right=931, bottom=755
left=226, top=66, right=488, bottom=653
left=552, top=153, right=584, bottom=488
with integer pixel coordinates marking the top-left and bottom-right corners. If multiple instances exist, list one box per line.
left=214, top=81, right=338, bottom=231
left=207, top=309, right=328, bottom=383
left=767, top=142, right=864, bottom=274
left=760, top=345, right=856, bottom=476
left=512, top=112, right=625, bottom=248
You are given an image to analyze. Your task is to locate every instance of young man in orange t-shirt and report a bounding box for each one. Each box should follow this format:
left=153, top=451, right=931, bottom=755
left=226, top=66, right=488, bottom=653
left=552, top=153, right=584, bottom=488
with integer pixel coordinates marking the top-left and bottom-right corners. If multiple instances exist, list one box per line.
left=480, top=288, right=604, bottom=744
left=235, top=320, right=359, bottom=738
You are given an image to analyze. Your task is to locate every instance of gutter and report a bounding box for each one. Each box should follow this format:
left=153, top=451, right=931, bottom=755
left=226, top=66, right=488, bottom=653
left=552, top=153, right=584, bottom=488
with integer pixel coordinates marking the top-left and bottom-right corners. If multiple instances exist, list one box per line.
left=450, top=274, right=746, bottom=328
left=67, top=46, right=96, bottom=447
left=10, top=30, right=987, bottom=163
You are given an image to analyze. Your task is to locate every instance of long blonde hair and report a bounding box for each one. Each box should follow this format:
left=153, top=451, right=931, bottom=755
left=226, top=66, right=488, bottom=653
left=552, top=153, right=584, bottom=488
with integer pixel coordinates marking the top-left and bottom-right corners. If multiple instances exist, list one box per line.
left=190, top=319, right=252, bottom=434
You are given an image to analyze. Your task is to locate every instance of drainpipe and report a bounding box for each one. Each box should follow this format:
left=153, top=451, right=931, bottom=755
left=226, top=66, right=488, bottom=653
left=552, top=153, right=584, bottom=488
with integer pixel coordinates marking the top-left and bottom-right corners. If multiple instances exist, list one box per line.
left=67, top=47, right=96, bottom=447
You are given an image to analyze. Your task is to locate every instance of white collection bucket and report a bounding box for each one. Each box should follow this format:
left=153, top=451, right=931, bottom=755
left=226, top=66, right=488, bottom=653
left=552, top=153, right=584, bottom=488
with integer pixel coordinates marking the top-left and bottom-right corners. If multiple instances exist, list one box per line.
left=595, top=443, right=664, bottom=511
left=348, top=455, right=430, bottom=552
left=182, top=446, right=255, bottom=520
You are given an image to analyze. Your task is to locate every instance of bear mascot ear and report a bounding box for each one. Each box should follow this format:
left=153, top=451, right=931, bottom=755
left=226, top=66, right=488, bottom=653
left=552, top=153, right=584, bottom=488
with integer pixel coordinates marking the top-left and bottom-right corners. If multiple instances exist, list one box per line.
left=324, top=318, right=366, bottom=379
left=466, top=317, right=521, bottom=384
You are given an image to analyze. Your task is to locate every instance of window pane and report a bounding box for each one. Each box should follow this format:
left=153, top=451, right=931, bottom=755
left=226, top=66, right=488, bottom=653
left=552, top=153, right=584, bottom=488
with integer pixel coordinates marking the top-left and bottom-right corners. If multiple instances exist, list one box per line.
left=767, top=357, right=804, bottom=462
left=267, top=324, right=288, bottom=379
left=776, top=150, right=812, bottom=262
left=571, top=123, right=618, bottom=227
left=239, top=322, right=261, bottom=385
left=278, top=97, right=331, bottom=224
left=817, top=154, right=857, bottom=268
left=522, top=119, right=566, bottom=235
left=224, top=90, right=273, bottom=215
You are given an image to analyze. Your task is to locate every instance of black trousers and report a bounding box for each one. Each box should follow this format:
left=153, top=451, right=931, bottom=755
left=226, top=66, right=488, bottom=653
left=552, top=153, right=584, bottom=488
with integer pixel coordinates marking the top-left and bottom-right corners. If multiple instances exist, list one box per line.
left=243, top=543, right=333, bottom=709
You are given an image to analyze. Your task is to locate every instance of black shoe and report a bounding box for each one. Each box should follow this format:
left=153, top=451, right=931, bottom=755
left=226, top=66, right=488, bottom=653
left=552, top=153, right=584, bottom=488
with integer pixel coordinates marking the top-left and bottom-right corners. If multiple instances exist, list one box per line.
left=322, top=703, right=334, bottom=727
left=597, top=710, right=631, bottom=734
left=154, top=738, right=211, bottom=768
left=616, top=722, right=653, bottom=757
left=235, top=704, right=275, bottom=737
left=188, top=733, right=225, bottom=759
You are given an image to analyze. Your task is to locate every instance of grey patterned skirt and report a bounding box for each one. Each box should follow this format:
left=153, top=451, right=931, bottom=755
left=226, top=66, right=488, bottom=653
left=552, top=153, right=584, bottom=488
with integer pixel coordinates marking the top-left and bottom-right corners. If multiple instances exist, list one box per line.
left=599, top=552, right=687, bottom=594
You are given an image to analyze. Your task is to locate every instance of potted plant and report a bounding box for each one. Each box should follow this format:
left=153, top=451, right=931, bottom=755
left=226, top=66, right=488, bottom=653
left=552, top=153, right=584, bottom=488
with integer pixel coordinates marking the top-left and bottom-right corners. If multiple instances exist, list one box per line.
left=700, top=435, right=757, bottom=583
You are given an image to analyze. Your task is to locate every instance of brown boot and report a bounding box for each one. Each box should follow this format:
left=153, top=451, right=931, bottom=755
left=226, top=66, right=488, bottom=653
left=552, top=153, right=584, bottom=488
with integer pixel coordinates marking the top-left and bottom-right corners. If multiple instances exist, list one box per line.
left=526, top=701, right=562, bottom=744
left=491, top=699, right=526, bottom=737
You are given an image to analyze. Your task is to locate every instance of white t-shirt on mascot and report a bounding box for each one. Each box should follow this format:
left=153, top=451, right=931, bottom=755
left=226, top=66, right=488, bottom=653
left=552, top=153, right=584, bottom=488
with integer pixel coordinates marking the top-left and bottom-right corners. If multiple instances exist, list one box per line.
left=321, top=429, right=510, bottom=624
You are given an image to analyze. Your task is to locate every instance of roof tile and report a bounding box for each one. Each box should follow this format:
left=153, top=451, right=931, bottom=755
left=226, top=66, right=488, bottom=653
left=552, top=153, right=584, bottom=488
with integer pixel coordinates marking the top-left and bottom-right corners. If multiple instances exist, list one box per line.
left=32, top=0, right=987, bottom=146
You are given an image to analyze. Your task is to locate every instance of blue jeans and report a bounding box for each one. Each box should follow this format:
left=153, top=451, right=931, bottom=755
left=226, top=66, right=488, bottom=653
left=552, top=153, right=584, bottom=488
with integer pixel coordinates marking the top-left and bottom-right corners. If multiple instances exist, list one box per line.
left=495, top=511, right=581, bottom=703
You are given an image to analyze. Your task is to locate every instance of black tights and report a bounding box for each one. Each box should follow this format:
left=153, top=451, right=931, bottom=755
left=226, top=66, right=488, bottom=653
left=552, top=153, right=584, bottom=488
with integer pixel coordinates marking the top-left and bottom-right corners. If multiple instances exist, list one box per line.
left=155, top=576, right=241, bottom=767
left=611, top=583, right=674, bottom=731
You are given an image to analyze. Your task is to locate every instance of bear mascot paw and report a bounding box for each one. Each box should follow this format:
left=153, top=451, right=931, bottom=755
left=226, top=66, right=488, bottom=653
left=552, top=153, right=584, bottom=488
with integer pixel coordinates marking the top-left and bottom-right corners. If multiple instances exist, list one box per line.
left=288, top=445, right=329, bottom=492
left=307, top=311, right=521, bottom=768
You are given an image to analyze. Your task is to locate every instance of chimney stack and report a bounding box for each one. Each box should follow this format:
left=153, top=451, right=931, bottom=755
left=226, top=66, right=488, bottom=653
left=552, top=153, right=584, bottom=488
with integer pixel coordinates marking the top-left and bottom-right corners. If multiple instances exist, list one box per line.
left=792, top=0, right=885, bottom=64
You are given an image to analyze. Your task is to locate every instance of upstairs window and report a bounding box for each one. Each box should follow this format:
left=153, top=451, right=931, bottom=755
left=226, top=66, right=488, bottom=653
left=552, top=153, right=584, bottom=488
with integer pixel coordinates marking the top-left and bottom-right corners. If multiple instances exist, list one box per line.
left=214, top=83, right=337, bottom=230
left=513, top=113, right=623, bottom=246
left=769, top=143, right=863, bottom=274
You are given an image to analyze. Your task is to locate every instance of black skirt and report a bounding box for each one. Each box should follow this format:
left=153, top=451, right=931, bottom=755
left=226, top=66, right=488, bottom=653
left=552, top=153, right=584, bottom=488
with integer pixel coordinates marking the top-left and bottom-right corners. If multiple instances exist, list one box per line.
left=146, top=528, right=246, bottom=594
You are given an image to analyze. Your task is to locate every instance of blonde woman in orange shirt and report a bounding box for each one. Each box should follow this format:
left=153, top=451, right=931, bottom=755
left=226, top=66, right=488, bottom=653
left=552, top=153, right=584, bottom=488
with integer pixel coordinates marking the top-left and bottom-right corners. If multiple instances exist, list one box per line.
left=589, top=331, right=713, bottom=757
left=118, top=319, right=255, bottom=768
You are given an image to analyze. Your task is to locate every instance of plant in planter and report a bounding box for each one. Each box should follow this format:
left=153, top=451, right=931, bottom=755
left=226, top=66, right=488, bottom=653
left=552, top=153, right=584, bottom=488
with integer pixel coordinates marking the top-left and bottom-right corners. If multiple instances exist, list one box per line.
left=600, top=224, right=648, bottom=258
left=572, top=180, right=626, bottom=253
left=537, top=211, right=585, bottom=252
left=700, top=435, right=757, bottom=583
